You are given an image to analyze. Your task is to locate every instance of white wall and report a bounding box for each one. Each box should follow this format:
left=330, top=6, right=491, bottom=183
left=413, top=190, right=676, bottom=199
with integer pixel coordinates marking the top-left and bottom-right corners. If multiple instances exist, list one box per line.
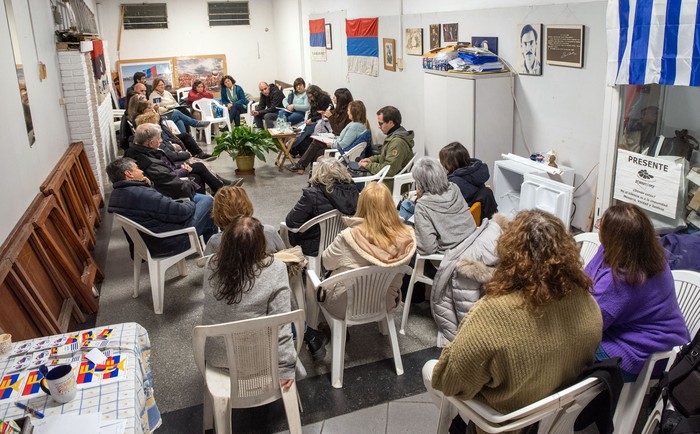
left=0, top=0, right=72, bottom=243
left=301, top=0, right=606, bottom=230
left=96, top=0, right=280, bottom=95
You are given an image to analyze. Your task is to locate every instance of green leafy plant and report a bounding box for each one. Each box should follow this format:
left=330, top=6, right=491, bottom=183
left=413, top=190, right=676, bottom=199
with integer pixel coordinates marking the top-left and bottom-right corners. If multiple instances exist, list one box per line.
left=212, top=125, right=278, bottom=161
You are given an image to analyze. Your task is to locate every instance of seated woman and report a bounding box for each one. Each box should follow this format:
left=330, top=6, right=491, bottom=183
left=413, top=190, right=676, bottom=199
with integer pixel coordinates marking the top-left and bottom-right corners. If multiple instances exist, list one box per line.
left=186, top=79, right=214, bottom=120
left=205, top=186, right=285, bottom=255
left=280, top=77, right=309, bottom=126
left=586, top=203, right=689, bottom=381
left=289, top=100, right=368, bottom=174
left=412, top=157, right=476, bottom=255
left=321, top=182, right=416, bottom=319
left=439, top=141, right=498, bottom=219
left=202, top=216, right=297, bottom=391
left=289, top=85, right=338, bottom=156
left=285, top=158, right=359, bottom=257
left=423, top=209, right=602, bottom=427
left=220, top=75, right=249, bottom=127
left=149, top=78, right=209, bottom=133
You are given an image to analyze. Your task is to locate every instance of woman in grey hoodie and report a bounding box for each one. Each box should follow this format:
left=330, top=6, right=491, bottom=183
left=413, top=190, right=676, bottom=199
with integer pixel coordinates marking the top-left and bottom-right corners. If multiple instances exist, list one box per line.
left=412, top=157, right=477, bottom=255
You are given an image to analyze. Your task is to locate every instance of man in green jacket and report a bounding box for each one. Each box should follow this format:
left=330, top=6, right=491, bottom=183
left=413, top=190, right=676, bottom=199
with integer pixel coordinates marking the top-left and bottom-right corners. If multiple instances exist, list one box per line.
left=359, top=106, right=415, bottom=183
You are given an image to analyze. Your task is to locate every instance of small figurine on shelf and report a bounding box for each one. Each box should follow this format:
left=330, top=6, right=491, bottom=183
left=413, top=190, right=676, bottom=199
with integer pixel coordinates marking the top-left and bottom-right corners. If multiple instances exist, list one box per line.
left=545, top=150, right=558, bottom=168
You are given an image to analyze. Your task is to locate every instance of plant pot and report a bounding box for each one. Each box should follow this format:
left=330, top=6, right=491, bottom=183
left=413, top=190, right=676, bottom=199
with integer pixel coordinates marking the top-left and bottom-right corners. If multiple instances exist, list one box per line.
left=235, top=154, right=255, bottom=175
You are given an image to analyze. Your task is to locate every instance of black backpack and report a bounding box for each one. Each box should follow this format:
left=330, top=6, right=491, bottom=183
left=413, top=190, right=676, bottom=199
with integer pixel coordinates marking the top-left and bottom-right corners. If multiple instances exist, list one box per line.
left=657, top=328, right=700, bottom=433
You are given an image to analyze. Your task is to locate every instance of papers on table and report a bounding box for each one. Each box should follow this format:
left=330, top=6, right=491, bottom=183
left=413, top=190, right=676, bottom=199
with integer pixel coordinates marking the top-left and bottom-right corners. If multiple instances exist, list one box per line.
left=34, top=413, right=100, bottom=434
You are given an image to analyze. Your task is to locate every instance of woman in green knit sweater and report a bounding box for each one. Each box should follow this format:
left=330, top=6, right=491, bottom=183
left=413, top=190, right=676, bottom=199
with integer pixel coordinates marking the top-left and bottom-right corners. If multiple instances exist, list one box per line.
left=423, top=210, right=602, bottom=433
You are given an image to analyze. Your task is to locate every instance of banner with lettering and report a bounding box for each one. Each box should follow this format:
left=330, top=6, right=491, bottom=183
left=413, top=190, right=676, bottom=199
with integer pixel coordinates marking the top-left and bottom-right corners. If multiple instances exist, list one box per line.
left=613, top=149, right=684, bottom=218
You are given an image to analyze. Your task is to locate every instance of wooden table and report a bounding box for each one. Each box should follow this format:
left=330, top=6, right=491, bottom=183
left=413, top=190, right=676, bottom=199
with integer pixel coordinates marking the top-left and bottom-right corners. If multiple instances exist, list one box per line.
left=0, top=322, right=160, bottom=433
left=268, top=128, right=298, bottom=171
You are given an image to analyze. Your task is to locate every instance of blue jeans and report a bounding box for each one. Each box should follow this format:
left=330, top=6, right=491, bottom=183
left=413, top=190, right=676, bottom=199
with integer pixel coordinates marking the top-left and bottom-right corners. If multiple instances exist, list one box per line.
left=283, top=111, right=305, bottom=126
left=227, top=104, right=247, bottom=126
left=192, top=194, right=217, bottom=243
left=167, top=110, right=199, bottom=133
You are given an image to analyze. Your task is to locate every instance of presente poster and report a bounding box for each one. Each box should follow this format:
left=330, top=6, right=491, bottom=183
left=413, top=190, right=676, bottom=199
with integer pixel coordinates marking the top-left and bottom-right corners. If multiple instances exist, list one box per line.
left=613, top=149, right=683, bottom=218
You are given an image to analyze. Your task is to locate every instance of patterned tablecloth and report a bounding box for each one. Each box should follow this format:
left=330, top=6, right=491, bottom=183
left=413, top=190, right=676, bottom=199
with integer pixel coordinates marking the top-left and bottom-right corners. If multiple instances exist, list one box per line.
left=0, top=322, right=161, bottom=433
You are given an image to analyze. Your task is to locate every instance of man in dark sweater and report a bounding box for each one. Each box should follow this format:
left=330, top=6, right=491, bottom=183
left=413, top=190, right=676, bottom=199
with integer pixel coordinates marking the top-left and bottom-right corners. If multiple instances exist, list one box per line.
left=251, top=82, right=284, bottom=129
left=106, top=157, right=216, bottom=256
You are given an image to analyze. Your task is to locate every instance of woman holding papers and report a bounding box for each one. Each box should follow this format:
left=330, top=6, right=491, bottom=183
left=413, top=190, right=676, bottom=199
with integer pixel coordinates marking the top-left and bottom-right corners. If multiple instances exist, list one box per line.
left=288, top=100, right=368, bottom=174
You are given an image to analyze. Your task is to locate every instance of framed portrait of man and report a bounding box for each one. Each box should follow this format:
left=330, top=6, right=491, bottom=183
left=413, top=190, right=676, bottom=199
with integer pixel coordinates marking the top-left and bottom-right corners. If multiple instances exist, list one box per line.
left=429, top=24, right=440, bottom=50
left=517, top=23, right=542, bottom=76
left=383, top=38, right=396, bottom=71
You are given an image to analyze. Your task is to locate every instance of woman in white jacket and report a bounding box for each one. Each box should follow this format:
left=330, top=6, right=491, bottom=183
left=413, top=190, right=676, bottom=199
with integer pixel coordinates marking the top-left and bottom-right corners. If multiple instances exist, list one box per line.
left=321, top=182, right=416, bottom=319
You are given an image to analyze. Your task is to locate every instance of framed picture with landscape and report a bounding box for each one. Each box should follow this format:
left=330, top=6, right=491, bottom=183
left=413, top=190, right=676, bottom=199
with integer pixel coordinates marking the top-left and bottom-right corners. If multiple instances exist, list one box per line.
left=117, top=57, right=175, bottom=97
left=174, top=54, right=227, bottom=96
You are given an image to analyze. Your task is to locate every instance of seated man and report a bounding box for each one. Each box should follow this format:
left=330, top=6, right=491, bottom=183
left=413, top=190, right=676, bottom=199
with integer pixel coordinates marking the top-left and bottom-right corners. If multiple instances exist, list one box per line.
left=106, top=157, right=216, bottom=256
left=251, top=82, right=284, bottom=129
left=125, top=72, right=152, bottom=98
left=358, top=106, right=414, bottom=189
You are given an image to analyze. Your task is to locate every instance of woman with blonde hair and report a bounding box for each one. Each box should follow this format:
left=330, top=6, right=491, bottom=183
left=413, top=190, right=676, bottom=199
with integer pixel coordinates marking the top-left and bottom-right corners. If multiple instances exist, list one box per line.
left=321, top=182, right=416, bottom=319
left=586, top=203, right=688, bottom=381
left=424, top=210, right=602, bottom=431
left=285, top=158, right=359, bottom=256
left=205, top=186, right=285, bottom=255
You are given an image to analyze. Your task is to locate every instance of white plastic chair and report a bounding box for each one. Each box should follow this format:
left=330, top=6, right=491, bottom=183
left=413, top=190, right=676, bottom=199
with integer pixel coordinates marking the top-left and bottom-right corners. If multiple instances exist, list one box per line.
left=392, top=172, right=415, bottom=206
left=324, top=142, right=368, bottom=162
left=176, top=86, right=191, bottom=104
left=113, top=214, right=203, bottom=314
left=612, top=349, right=676, bottom=434
left=672, top=269, right=700, bottom=336
left=573, top=232, right=601, bottom=267
left=399, top=253, right=444, bottom=335
left=435, top=377, right=605, bottom=433
left=191, top=98, right=231, bottom=145
left=279, top=209, right=347, bottom=327
left=307, top=265, right=411, bottom=388
left=352, top=165, right=390, bottom=185
left=193, top=309, right=305, bottom=434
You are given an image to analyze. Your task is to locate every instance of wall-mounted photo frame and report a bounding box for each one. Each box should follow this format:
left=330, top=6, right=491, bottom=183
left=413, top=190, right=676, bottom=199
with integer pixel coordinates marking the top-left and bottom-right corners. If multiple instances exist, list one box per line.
left=383, top=38, right=396, bottom=71
left=442, top=23, right=458, bottom=43
left=545, top=25, right=585, bottom=68
left=517, top=23, right=543, bottom=76
left=406, top=28, right=423, bottom=56
left=175, top=54, right=227, bottom=96
left=471, top=36, right=499, bottom=55
left=325, top=23, right=332, bottom=49
left=429, top=24, right=440, bottom=50
left=117, top=57, right=175, bottom=97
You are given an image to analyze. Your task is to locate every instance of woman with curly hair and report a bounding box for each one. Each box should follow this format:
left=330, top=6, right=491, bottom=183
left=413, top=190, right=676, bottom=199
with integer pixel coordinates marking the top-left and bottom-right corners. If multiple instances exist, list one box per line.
left=586, top=203, right=688, bottom=381
left=220, top=75, right=249, bottom=126
left=204, top=186, right=285, bottom=255
left=202, top=216, right=296, bottom=391
left=423, top=210, right=602, bottom=430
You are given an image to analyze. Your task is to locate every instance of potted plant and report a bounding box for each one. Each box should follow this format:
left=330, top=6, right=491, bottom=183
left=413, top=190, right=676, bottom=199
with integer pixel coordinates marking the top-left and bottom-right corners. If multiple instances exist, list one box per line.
left=212, top=125, right=278, bottom=175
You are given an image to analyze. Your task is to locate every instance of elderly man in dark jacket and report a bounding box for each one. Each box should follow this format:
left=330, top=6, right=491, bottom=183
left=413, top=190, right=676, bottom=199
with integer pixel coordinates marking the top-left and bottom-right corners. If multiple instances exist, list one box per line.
left=251, top=82, right=284, bottom=129
left=106, top=157, right=216, bottom=257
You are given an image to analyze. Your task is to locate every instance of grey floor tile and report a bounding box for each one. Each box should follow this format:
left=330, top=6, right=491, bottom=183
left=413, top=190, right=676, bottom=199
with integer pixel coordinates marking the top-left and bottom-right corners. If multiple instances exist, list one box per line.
left=321, top=404, right=388, bottom=434
left=386, top=401, right=440, bottom=434
left=275, top=420, right=324, bottom=434
left=394, top=392, right=434, bottom=404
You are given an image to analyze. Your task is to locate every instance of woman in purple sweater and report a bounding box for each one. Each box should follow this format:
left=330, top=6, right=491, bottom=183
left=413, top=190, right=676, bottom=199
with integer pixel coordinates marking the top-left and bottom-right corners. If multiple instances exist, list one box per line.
left=585, top=203, right=689, bottom=381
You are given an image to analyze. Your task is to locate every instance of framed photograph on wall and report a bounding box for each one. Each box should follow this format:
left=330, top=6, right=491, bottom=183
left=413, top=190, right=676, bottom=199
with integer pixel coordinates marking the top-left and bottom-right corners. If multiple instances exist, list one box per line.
left=383, top=38, right=396, bottom=71
left=117, top=57, right=175, bottom=97
left=442, top=23, right=458, bottom=43
left=517, top=23, right=543, bottom=75
left=405, top=28, right=423, bottom=56
left=175, top=54, right=228, bottom=95
left=471, top=36, right=499, bottom=55
left=325, top=23, right=333, bottom=49
left=429, top=24, right=440, bottom=50
left=545, top=25, right=585, bottom=68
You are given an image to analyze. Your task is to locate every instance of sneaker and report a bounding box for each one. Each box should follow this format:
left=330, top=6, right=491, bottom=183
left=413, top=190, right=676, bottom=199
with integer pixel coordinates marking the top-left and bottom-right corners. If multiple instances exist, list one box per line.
left=304, top=327, right=327, bottom=361
left=287, top=163, right=305, bottom=174
left=197, top=152, right=216, bottom=161
left=217, top=176, right=244, bottom=187
left=196, top=120, right=211, bottom=128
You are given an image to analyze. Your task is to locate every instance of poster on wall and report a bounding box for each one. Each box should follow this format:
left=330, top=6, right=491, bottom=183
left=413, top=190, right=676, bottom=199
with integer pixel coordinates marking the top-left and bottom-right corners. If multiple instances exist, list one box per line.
left=310, top=18, right=327, bottom=62
left=517, top=23, right=542, bottom=75
left=546, top=25, right=584, bottom=68
left=613, top=149, right=684, bottom=219
left=405, top=28, right=423, bottom=55
left=117, top=57, right=175, bottom=97
left=175, top=55, right=227, bottom=96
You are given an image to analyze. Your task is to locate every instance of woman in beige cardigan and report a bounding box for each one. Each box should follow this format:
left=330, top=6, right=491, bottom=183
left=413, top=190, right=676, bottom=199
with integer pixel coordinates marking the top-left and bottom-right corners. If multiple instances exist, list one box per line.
left=321, top=182, right=416, bottom=319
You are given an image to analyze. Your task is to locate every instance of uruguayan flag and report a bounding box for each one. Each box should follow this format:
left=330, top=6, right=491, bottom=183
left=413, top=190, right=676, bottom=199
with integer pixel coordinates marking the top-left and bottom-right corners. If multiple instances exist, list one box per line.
left=607, top=0, right=700, bottom=86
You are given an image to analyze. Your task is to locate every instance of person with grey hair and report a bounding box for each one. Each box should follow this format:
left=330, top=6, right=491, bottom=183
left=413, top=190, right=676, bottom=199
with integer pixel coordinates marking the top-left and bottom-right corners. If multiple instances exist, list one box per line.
left=412, top=157, right=476, bottom=255
left=285, top=158, right=359, bottom=257
left=125, top=123, right=199, bottom=200
left=106, top=157, right=216, bottom=256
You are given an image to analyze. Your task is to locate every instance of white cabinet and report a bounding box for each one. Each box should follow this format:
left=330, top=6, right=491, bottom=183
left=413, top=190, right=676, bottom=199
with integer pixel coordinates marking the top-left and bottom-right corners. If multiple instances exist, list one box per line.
left=423, top=70, right=514, bottom=182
